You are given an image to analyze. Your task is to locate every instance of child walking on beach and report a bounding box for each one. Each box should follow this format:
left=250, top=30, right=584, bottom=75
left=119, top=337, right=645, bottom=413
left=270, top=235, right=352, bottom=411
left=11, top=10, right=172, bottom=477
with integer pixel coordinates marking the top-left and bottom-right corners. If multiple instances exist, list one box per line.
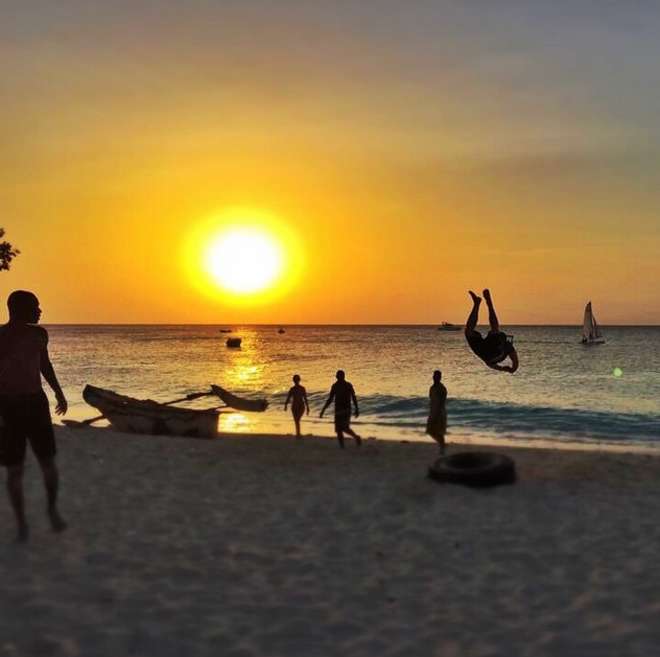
left=320, top=370, right=361, bottom=449
left=284, top=374, right=309, bottom=438
left=0, top=291, right=68, bottom=542
left=426, top=370, right=447, bottom=454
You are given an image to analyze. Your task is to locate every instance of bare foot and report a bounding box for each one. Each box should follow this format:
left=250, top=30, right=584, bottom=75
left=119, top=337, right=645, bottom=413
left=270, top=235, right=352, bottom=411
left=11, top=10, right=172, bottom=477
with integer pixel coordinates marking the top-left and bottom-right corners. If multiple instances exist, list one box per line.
left=49, top=509, right=68, bottom=533
left=355, top=435, right=362, bottom=447
left=469, top=290, right=481, bottom=303
left=482, top=288, right=492, bottom=302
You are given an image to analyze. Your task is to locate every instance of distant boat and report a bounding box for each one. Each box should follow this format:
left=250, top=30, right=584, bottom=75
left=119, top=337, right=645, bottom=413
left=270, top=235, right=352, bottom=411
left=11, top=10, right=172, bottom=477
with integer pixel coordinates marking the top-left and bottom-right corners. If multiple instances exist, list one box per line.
left=581, top=302, right=606, bottom=345
left=278, top=328, right=286, bottom=334
left=226, top=337, right=242, bottom=348
left=438, top=322, right=462, bottom=332
left=219, top=329, right=232, bottom=333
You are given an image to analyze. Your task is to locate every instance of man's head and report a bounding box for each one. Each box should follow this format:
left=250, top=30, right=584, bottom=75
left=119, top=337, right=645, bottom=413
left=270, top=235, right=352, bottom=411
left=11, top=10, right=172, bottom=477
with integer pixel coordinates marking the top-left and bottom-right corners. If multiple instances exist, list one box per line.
left=336, top=370, right=345, bottom=381
left=293, top=374, right=301, bottom=384
left=7, top=290, right=41, bottom=324
left=433, top=369, right=442, bottom=383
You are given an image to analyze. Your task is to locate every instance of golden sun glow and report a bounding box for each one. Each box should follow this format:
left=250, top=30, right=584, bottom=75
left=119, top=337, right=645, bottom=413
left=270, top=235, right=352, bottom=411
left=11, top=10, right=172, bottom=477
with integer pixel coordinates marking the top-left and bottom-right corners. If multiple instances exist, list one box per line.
left=183, top=209, right=304, bottom=306
left=205, top=229, right=283, bottom=294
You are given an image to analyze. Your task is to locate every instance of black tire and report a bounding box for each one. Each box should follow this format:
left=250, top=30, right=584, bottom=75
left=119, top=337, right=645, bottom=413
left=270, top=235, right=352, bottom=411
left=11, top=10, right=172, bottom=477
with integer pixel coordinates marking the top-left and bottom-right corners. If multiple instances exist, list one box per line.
left=428, top=451, right=516, bottom=487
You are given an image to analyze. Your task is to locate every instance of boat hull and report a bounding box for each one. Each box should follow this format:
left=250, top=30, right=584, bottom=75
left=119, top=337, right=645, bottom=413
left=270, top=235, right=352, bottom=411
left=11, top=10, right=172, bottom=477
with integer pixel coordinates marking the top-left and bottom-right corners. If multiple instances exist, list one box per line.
left=83, top=385, right=219, bottom=438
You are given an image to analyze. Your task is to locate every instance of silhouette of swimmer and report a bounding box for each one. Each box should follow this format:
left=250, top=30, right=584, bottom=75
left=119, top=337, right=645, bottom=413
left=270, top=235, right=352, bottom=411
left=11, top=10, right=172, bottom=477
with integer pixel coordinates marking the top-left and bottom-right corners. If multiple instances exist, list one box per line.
left=320, top=370, right=361, bottom=448
left=284, top=374, right=309, bottom=438
left=465, top=289, right=519, bottom=373
left=426, top=370, right=447, bottom=454
left=0, top=291, right=68, bottom=542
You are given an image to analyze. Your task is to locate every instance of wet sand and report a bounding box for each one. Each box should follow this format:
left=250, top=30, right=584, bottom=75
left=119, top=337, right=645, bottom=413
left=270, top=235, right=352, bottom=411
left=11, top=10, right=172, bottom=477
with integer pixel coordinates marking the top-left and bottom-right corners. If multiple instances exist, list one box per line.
left=2, top=427, right=660, bottom=657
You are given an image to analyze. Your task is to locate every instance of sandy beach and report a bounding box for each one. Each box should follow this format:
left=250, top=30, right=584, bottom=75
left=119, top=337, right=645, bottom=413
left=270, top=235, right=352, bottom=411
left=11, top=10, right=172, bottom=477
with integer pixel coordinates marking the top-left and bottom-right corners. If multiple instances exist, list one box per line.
left=2, top=428, right=660, bottom=657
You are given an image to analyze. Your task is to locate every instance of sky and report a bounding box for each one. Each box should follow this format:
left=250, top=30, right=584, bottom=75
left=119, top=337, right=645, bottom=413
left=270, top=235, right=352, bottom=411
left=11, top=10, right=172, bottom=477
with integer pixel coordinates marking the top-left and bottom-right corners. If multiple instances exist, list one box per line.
left=2, top=0, right=660, bottom=324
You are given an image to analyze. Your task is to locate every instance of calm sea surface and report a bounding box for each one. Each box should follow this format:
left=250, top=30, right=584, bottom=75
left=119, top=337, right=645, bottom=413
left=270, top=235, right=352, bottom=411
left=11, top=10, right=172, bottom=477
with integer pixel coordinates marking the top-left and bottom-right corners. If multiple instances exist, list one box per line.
left=47, top=325, right=660, bottom=447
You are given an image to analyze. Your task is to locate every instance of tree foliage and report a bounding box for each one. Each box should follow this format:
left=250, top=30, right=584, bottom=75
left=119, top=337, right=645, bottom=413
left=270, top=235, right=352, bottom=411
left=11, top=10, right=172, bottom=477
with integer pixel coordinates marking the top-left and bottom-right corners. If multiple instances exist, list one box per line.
left=0, top=228, right=19, bottom=271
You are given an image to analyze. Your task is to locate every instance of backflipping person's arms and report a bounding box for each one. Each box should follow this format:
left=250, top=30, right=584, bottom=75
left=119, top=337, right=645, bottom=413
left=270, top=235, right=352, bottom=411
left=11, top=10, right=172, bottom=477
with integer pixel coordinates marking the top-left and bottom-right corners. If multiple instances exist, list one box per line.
left=39, top=329, right=68, bottom=415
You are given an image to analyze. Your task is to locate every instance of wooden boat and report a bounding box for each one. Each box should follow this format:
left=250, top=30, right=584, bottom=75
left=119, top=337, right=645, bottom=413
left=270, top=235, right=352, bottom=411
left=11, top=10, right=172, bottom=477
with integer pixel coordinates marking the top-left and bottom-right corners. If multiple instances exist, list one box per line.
left=211, top=385, right=268, bottom=412
left=82, top=385, right=220, bottom=438
left=278, top=328, right=286, bottom=334
left=226, top=337, right=242, bottom=348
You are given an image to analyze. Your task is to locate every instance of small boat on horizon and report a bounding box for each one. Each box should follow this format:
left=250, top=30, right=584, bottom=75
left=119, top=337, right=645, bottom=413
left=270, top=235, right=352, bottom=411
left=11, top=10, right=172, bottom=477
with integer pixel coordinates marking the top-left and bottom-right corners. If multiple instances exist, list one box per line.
left=226, top=337, right=242, bottom=348
left=438, top=322, right=462, bottom=331
left=278, top=328, right=286, bottom=334
left=581, top=301, right=606, bottom=345
left=219, top=328, right=232, bottom=333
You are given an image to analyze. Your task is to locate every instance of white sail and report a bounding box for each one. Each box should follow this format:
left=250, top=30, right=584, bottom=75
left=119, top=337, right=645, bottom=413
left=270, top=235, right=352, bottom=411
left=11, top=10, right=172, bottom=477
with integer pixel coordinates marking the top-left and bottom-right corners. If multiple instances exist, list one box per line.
left=582, top=301, right=605, bottom=344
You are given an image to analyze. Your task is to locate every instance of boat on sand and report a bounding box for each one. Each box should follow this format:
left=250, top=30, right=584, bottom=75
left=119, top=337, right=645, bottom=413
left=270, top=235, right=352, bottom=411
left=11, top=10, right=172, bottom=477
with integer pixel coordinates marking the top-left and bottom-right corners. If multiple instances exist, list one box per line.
left=82, top=385, right=220, bottom=438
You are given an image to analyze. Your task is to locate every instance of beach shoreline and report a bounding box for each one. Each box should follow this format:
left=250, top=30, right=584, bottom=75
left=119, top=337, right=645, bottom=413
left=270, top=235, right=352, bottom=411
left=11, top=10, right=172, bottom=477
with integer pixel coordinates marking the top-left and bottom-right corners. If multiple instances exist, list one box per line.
left=2, top=426, right=660, bottom=656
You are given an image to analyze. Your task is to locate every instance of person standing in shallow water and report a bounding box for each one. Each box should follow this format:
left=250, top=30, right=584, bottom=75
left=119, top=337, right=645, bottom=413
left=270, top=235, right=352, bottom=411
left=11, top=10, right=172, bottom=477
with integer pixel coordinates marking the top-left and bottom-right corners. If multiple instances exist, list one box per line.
left=0, top=291, right=68, bottom=542
left=320, top=370, right=361, bottom=449
left=426, top=370, right=447, bottom=454
left=284, top=374, right=309, bottom=438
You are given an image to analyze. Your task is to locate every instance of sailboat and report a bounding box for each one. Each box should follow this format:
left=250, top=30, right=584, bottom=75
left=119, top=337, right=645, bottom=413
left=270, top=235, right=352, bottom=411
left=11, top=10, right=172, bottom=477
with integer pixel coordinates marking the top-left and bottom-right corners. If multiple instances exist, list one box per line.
left=581, top=301, right=606, bottom=345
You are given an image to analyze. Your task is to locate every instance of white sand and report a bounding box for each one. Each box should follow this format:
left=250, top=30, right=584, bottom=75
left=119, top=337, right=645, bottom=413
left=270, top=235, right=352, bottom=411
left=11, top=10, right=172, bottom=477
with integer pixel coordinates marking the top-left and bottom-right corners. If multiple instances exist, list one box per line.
left=2, top=427, right=660, bottom=657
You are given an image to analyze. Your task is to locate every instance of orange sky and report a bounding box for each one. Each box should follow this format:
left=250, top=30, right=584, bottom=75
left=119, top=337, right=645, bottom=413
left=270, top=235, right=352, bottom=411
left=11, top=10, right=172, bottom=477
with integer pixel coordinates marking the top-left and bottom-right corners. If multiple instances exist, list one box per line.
left=2, top=1, right=659, bottom=324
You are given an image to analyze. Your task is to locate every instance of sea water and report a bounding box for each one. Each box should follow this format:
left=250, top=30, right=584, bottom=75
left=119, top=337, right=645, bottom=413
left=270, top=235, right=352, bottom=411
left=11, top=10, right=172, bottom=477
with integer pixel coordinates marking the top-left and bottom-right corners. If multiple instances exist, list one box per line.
left=47, top=325, right=660, bottom=447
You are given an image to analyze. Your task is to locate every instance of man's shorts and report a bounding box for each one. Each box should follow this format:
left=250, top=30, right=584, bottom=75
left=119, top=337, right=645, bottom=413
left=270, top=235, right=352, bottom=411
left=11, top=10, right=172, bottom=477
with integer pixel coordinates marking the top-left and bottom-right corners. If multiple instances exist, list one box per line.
left=0, top=391, right=56, bottom=467
left=334, top=408, right=351, bottom=433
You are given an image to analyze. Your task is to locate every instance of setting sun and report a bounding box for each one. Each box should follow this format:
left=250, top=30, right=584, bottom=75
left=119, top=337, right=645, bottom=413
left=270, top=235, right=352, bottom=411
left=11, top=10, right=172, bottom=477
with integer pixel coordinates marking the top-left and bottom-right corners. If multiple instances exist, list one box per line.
left=204, top=229, right=283, bottom=294
left=182, top=208, right=304, bottom=307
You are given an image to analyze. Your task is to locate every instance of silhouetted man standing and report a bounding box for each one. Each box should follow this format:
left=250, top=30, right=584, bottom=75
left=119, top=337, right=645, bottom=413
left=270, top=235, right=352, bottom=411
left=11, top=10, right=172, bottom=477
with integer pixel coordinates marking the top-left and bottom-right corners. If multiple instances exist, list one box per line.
left=0, top=291, right=68, bottom=542
left=320, top=370, right=361, bottom=449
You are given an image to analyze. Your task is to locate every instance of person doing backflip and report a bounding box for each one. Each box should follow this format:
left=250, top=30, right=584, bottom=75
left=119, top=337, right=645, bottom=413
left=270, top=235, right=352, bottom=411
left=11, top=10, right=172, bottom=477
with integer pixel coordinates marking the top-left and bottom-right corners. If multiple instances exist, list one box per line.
left=320, top=370, right=361, bottom=449
left=0, top=291, right=68, bottom=542
left=465, top=289, right=519, bottom=373
left=284, top=374, right=309, bottom=438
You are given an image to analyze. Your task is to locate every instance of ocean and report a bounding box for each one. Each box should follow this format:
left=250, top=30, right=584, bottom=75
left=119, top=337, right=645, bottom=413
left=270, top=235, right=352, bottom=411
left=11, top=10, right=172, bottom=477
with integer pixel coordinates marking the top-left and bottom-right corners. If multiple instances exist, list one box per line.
left=47, top=325, right=660, bottom=448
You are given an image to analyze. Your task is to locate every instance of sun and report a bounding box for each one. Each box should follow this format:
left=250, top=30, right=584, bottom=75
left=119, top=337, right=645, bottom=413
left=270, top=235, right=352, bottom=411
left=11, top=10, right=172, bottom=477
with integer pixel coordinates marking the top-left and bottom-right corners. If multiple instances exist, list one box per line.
left=204, top=229, right=283, bottom=294
left=182, top=208, right=304, bottom=305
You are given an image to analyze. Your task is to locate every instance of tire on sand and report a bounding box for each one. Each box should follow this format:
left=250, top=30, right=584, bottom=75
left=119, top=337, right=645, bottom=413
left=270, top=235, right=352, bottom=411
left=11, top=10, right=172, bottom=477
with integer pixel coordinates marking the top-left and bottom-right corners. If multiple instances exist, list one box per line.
left=428, top=451, right=516, bottom=487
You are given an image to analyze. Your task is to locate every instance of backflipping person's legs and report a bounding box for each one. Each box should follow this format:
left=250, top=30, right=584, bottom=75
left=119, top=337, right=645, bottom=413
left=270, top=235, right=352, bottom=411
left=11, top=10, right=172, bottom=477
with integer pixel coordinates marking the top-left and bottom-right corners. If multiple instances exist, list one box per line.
left=483, top=289, right=500, bottom=333
left=466, top=291, right=481, bottom=332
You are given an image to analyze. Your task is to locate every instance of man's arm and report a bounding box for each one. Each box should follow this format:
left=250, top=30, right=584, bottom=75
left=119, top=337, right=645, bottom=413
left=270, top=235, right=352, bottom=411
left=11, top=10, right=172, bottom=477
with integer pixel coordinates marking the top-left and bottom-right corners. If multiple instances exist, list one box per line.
left=508, top=350, right=519, bottom=374
left=284, top=388, right=292, bottom=410
left=40, top=335, right=67, bottom=415
left=487, top=362, right=511, bottom=373
left=319, top=389, right=334, bottom=418
left=351, top=385, right=359, bottom=418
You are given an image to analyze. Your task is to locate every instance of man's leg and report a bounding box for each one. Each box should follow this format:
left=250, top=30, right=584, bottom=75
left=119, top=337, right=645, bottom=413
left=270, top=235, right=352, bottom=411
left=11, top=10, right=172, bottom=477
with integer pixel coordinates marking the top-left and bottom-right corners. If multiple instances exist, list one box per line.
left=343, top=427, right=362, bottom=446
left=6, top=465, right=28, bottom=542
left=294, top=416, right=301, bottom=438
left=483, top=289, right=500, bottom=333
left=336, top=430, right=345, bottom=449
left=466, top=291, right=481, bottom=332
left=38, top=457, right=67, bottom=532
